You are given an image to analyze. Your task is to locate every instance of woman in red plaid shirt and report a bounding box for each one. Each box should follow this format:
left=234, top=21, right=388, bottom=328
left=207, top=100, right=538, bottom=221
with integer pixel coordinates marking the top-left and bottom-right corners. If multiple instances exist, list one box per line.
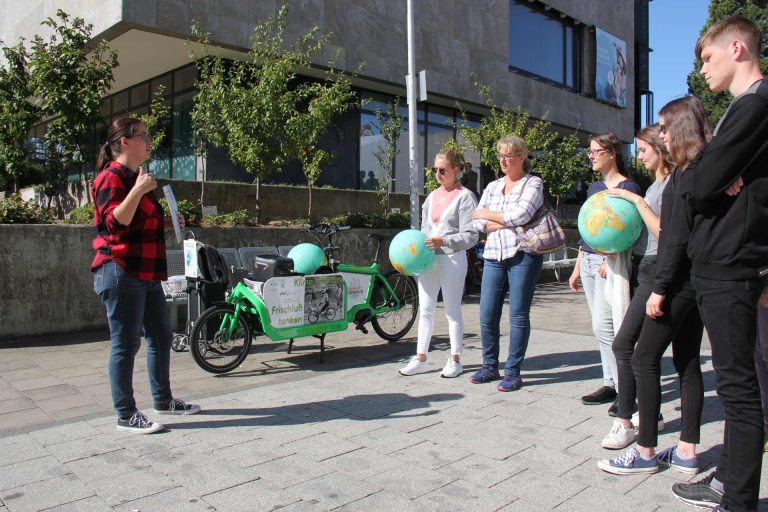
left=91, top=117, right=200, bottom=434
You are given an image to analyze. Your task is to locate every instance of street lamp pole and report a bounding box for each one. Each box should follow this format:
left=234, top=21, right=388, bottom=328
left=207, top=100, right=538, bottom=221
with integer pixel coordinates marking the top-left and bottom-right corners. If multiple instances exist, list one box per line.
left=406, top=0, right=419, bottom=229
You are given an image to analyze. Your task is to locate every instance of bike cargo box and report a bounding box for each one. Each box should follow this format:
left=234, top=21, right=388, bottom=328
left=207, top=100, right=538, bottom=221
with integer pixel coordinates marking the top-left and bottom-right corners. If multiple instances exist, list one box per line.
left=251, top=255, right=295, bottom=281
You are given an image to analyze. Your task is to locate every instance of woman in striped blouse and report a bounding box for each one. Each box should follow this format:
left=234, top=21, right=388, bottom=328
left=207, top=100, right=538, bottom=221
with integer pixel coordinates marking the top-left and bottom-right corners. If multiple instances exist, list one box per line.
left=470, top=135, right=545, bottom=391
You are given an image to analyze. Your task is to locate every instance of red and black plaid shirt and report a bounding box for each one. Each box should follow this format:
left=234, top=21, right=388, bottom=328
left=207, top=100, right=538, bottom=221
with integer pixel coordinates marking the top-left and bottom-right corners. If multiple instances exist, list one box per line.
left=91, top=161, right=167, bottom=281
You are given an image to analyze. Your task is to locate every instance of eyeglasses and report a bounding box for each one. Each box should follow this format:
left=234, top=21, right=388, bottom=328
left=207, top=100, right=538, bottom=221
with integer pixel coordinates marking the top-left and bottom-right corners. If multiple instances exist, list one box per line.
left=131, top=132, right=152, bottom=142
left=434, top=167, right=448, bottom=176
left=587, top=148, right=608, bottom=156
left=497, top=153, right=517, bottom=161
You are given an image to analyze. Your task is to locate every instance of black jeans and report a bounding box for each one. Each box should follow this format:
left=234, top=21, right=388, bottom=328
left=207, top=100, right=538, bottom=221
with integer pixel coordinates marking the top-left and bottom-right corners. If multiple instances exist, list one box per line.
left=632, top=292, right=703, bottom=447
left=612, top=256, right=656, bottom=419
left=693, top=276, right=763, bottom=512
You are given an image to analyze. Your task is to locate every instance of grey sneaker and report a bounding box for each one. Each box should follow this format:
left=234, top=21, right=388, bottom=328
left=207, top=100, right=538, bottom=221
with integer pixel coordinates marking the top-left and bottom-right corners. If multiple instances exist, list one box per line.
left=154, top=398, right=201, bottom=415
left=117, top=410, right=165, bottom=434
left=656, top=447, right=698, bottom=475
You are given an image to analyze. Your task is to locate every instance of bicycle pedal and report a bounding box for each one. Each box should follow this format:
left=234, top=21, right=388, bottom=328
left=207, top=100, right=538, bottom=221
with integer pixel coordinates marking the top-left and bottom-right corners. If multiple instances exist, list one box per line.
left=355, top=323, right=369, bottom=334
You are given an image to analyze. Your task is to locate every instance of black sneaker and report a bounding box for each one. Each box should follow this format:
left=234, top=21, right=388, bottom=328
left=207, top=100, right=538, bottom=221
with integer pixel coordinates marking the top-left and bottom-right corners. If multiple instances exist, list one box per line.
left=581, top=386, right=617, bottom=405
left=117, top=410, right=165, bottom=434
left=607, top=397, right=619, bottom=416
left=671, top=473, right=723, bottom=509
left=154, top=398, right=201, bottom=416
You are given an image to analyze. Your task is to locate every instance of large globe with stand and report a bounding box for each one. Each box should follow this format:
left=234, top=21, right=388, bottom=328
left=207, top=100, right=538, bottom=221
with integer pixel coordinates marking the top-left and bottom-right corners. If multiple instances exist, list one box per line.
left=288, top=243, right=326, bottom=274
left=577, top=191, right=643, bottom=254
left=388, top=229, right=435, bottom=276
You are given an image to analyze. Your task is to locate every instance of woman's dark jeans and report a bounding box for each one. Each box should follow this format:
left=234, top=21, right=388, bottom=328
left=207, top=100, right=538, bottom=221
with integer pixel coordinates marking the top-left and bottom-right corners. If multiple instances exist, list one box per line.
left=479, top=251, right=543, bottom=378
left=94, top=260, right=173, bottom=419
left=612, top=256, right=656, bottom=420
left=632, top=292, right=704, bottom=448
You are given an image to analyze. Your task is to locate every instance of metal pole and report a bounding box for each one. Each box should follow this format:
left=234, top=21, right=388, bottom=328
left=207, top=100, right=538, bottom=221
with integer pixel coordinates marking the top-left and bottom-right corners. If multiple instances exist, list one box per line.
left=406, top=0, right=419, bottom=229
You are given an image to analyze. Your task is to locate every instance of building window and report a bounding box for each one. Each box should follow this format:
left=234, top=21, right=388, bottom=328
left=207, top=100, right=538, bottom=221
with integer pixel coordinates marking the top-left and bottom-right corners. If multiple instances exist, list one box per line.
left=358, top=92, right=483, bottom=195
left=508, top=1, right=579, bottom=89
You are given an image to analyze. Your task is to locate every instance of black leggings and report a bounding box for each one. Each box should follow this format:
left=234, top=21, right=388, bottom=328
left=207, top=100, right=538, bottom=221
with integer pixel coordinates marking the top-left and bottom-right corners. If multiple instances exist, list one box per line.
left=632, top=292, right=704, bottom=447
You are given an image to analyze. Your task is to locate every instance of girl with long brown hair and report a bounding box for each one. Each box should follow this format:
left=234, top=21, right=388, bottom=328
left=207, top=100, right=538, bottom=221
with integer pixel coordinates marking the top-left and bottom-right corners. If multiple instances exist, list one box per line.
left=598, top=96, right=710, bottom=475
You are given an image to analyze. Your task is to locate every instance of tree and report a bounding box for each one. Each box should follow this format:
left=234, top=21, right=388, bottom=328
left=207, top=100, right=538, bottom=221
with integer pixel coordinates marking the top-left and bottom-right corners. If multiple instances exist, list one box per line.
left=687, top=0, right=768, bottom=127
left=0, top=41, right=38, bottom=192
left=456, top=79, right=558, bottom=177
left=28, top=10, right=118, bottom=209
left=190, top=5, right=359, bottom=221
left=130, top=84, right=171, bottom=168
left=456, top=78, right=587, bottom=208
left=373, top=97, right=403, bottom=212
left=534, top=134, right=590, bottom=210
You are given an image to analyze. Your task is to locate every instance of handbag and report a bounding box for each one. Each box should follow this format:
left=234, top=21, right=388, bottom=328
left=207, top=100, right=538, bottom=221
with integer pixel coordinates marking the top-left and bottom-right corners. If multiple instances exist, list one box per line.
left=514, top=177, right=566, bottom=255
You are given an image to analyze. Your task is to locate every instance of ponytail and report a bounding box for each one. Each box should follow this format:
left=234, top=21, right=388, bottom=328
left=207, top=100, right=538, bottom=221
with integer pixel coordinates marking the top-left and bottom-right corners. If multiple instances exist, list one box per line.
left=95, top=117, right=144, bottom=173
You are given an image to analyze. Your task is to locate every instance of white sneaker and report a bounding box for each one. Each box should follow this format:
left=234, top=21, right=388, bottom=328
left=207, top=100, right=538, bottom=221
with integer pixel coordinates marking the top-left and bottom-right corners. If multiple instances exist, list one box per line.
left=631, top=411, right=665, bottom=432
left=440, top=359, right=463, bottom=378
left=602, top=420, right=636, bottom=449
left=399, top=356, right=429, bottom=376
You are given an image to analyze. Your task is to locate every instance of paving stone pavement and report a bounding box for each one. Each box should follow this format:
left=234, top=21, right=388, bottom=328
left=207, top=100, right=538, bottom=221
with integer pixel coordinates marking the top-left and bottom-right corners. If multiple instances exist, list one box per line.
left=0, top=283, right=766, bottom=511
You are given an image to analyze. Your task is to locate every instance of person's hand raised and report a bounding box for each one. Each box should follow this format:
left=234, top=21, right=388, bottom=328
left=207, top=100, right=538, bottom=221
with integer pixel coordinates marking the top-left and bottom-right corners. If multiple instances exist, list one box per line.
left=135, top=166, right=157, bottom=195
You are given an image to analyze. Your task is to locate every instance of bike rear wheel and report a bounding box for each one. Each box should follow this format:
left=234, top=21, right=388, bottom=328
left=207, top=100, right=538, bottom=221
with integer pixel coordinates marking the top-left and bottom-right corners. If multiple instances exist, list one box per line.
left=371, top=271, right=418, bottom=341
left=190, top=304, right=252, bottom=374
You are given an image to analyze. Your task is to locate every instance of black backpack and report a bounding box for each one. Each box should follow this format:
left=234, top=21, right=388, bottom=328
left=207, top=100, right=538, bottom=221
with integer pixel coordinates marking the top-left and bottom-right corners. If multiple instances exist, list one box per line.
left=197, top=243, right=229, bottom=284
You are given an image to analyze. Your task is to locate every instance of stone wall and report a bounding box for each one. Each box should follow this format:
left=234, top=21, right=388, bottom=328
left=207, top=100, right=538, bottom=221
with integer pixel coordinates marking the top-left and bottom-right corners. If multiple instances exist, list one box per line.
left=0, top=225, right=400, bottom=341
left=0, top=225, right=581, bottom=341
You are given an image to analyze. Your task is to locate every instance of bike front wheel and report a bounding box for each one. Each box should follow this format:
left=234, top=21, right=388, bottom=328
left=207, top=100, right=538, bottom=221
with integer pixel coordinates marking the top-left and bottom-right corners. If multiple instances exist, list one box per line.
left=190, top=304, right=252, bottom=374
left=370, top=271, right=418, bottom=341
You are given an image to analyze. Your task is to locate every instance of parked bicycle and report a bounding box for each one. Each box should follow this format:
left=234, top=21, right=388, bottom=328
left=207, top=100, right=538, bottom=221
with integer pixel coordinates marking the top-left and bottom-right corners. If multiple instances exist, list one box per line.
left=189, top=224, right=419, bottom=373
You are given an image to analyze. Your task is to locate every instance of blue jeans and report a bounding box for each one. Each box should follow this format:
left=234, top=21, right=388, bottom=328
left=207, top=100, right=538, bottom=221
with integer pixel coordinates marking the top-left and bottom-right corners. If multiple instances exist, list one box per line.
left=93, top=260, right=173, bottom=419
left=579, top=251, right=617, bottom=388
left=479, top=252, right=543, bottom=378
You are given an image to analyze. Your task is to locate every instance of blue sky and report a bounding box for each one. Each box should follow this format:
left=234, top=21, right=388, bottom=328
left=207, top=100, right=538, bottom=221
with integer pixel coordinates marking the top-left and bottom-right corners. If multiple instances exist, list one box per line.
left=644, top=0, right=710, bottom=125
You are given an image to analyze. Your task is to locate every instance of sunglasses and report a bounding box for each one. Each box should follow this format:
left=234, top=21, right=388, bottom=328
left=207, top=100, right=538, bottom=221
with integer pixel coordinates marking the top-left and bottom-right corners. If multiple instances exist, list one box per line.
left=434, top=167, right=449, bottom=176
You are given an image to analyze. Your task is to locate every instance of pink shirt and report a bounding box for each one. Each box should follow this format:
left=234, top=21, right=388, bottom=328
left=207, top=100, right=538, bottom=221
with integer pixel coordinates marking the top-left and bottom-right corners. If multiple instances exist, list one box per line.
left=430, top=184, right=465, bottom=224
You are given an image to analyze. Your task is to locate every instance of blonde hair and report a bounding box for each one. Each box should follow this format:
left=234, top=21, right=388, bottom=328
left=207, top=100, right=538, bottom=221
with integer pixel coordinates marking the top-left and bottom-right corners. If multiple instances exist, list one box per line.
left=496, top=135, right=532, bottom=172
left=695, top=14, right=763, bottom=60
left=435, top=149, right=464, bottom=171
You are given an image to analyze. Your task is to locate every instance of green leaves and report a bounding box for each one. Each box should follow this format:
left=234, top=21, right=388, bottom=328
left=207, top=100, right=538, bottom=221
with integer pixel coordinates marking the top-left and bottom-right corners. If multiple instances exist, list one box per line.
left=687, top=0, right=768, bottom=126
left=189, top=4, right=358, bottom=220
left=456, top=78, right=589, bottom=208
left=373, top=97, right=403, bottom=211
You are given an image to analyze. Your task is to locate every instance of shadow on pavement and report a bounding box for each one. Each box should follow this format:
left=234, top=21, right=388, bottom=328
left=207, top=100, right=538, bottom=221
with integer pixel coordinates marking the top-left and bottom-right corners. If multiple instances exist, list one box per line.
left=161, top=392, right=464, bottom=430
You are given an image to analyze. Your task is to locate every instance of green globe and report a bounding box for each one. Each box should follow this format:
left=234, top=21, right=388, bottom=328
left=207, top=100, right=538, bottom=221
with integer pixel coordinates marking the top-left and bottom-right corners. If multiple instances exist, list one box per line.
left=287, top=243, right=326, bottom=274
left=388, top=229, right=435, bottom=276
left=577, top=191, right=643, bottom=254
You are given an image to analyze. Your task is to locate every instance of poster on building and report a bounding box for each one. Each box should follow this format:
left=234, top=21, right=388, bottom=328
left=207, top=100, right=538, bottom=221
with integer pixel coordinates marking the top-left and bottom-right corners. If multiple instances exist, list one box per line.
left=262, top=274, right=345, bottom=328
left=595, top=28, right=628, bottom=108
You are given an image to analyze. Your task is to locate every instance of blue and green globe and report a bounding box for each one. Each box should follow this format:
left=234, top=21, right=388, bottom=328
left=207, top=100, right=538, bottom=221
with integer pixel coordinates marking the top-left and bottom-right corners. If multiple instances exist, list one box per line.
left=578, top=191, right=643, bottom=254
left=288, top=243, right=327, bottom=274
left=389, top=229, right=435, bottom=276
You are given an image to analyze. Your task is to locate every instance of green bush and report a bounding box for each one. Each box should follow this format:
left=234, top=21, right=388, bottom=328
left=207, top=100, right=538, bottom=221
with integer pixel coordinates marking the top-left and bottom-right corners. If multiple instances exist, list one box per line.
left=201, top=209, right=255, bottom=227
left=321, top=211, right=410, bottom=229
left=158, top=198, right=202, bottom=226
left=65, top=202, right=95, bottom=224
left=0, top=194, right=52, bottom=224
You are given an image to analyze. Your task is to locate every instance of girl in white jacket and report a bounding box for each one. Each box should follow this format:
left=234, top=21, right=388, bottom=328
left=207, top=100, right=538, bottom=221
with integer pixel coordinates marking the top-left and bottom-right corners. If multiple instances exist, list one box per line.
left=399, top=149, right=479, bottom=378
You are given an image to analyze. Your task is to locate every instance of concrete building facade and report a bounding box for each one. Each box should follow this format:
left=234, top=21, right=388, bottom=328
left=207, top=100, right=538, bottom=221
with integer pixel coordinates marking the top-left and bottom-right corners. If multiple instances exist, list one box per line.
left=1, top=0, right=645, bottom=194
